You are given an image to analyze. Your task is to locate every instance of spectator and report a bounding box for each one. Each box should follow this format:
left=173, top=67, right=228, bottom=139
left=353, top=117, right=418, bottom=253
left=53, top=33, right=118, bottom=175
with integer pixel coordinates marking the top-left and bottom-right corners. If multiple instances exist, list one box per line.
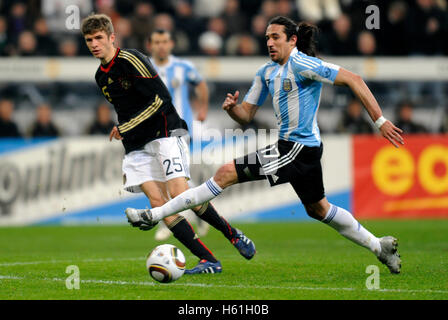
left=33, top=17, right=58, bottom=56
left=0, top=15, right=9, bottom=55
left=251, top=14, right=269, bottom=55
left=221, top=0, right=246, bottom=35
left=207, top=17, right=228, bottom=40
left=28, top=103, right=60, bottom=138
left=407, top=0, right=446, bottom=55
left=0, top=99, right=21, bottom=138
left=0, top=0, right=445, bottom=59
left=259, top=0, right=278, bottom=20
left=395, top=101, right=428, bottom=133
left=226, top=34, right=259, bottom=56
left=198, top=31, right=223, bottom=56
left=16, top=30, right=38, bottom=56
left=237, top=34, right=259, bottom=56
left=7, top=2, right=28, bottom=41
left=357, top=31, right=377, bottom=56
left=296, top=0, right=341, bottom=23
left=239, top=0, right=263, bottom=18
left=194, top=0, right=226, bottom=18
left=381, top=1, right=409, bottom=55
left=58, top=37, right=78, bottom=57
left=277, top=0, right=299, bottom=21
left=154, top=13, right=174, bottom=31
left=173, top=0, right=204, bottom=54
left=336, top=99, right=374, bottom=134
left=130, top=2, right=154, bottom=51
left=322, top=13, right=357, bottom=56
left=95, top=0, right=121, bottom=27
left=114, top=17, right=139, bottom=49
left=86, top=102, right=115, bottom=135
left=153, top=13, right=191, bottom=55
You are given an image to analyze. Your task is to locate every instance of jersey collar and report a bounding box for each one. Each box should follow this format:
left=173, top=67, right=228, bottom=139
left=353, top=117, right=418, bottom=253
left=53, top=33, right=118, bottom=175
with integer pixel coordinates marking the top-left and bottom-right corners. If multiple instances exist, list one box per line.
left=152, top=55, right=174, bottom=70
left=100, top=48, right=120, bottom=73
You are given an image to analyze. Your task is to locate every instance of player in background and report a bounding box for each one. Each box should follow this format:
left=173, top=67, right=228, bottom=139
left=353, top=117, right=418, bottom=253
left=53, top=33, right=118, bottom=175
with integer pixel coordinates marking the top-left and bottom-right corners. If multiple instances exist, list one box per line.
left=146, top=29, right=209, bottom=241
left=82, top=14, right=255, bottom=275
left=126, top=16, right=403, bottom=274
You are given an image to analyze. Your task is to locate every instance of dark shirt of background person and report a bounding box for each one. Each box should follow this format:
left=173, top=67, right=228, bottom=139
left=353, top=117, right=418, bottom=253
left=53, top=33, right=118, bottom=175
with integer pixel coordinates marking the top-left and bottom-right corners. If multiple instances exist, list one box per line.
left=395, top=101, right=428, bottom=134
left=28, top=103, right=60, bottom=138
left=337, top=99, right=374, bottom=134
left=87, top=102, right=116, bottom=135
left=0, top=98, right=21, bottom=137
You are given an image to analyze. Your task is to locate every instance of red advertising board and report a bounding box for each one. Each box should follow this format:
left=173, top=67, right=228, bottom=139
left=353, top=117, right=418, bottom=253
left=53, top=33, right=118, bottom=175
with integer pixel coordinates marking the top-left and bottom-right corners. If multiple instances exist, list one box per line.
left=353, top=135, right=448, bottom=219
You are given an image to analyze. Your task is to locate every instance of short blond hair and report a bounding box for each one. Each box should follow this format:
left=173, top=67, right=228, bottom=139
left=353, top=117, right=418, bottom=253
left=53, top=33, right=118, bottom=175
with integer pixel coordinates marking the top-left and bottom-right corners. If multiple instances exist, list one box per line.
left=81, top=13, right=114, bottom=36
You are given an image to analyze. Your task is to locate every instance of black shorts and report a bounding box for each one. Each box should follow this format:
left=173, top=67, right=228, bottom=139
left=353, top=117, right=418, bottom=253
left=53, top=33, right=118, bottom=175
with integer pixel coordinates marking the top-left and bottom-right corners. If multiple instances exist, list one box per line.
left=234, top=139, right=325, bottom=205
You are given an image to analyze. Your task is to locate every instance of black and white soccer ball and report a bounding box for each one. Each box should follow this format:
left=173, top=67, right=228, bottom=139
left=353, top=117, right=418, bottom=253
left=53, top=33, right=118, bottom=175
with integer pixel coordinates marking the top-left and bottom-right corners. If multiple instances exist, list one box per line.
left=146, top=244, right=186, bottom=283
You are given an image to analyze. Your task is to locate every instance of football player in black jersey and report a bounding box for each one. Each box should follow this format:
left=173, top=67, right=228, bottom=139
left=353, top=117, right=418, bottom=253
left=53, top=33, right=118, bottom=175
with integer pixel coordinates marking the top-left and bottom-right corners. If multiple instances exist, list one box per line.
left=81, top=14, right=255, bottom=274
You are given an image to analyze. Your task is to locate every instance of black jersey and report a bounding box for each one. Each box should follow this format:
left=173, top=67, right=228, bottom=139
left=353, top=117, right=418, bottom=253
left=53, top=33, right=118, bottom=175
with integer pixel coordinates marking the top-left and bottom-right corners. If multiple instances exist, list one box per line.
left=95, top=48, right=188, bottom=154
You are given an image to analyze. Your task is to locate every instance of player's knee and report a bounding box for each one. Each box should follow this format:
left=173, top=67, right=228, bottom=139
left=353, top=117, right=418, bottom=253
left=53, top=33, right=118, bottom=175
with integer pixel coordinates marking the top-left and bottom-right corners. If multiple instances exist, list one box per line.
left=167, top=177, right=189, bottom=198
left=304, top=198, right=330, bottom=221
left=148, top=196, right=166, bottom=208
left=163, top=214, right=180, bottom=226
left=305, top=207, right=321, bottom=220
left=214, top=162, right=238, bottom=189
left=304, top=204, right=326, bottom=221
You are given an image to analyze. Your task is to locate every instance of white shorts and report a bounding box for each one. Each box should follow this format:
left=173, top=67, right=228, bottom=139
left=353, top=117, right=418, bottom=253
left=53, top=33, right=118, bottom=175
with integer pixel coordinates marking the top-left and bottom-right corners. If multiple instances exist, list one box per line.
left=122, top=136, right=190, bottom=193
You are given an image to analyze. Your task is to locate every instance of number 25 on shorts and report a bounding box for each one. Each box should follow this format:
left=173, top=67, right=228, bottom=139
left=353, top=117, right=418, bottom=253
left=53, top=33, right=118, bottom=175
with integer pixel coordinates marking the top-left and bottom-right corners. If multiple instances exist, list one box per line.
left=163, top=157, right=183, bottom=176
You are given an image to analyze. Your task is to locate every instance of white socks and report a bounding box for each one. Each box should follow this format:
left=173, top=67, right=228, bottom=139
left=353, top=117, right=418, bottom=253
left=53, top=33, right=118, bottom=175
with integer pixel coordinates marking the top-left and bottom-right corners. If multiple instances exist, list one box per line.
left=151, top=178, right=223, bottom=221
left=323, top=204, right=381, bottom=256
left=149, top=180, right=382, bottom=256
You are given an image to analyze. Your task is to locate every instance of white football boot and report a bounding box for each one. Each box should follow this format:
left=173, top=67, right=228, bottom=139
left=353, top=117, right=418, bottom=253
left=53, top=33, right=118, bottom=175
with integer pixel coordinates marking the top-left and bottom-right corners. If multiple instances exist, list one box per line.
left=377, top=236, right=401, bottom=274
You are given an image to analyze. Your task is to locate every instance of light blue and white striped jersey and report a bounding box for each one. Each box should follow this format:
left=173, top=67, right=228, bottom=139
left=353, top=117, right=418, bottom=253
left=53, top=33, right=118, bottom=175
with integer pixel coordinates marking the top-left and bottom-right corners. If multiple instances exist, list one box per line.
left=150, top=55, right=203, bottom=134
left=244, top=48, right=340, bottom=147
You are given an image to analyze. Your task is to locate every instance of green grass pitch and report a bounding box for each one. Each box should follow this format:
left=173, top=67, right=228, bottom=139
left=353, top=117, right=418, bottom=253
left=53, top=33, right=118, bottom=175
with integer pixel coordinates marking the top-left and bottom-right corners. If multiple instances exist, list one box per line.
left=1, top=220, right=447, bottom=300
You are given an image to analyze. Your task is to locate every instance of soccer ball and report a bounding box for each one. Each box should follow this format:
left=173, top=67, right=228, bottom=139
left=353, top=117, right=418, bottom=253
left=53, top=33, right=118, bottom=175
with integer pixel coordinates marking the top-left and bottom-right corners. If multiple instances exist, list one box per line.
left=146, top=244, right=186, bottom=283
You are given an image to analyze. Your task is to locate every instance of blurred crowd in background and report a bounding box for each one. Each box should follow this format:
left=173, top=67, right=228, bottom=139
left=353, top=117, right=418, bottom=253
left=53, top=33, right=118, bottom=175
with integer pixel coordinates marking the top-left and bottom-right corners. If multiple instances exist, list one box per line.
left=1, top=0, right=447, bottom=57
left=0, top=0, right=448, bottom=138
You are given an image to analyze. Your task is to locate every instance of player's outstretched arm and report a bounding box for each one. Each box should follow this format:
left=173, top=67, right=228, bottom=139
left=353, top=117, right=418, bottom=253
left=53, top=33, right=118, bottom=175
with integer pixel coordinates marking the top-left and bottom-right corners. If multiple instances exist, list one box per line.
left=334, top=68, right=404, bottom=148
left=194, top=80, right=209, bottom=121
left=222, top=90, right=259, bottom=125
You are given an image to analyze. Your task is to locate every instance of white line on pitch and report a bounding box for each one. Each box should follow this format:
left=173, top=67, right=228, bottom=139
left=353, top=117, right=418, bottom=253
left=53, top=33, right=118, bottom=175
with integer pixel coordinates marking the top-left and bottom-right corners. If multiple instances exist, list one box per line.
left=1, top=275, right=447, bottom=295
left=0, top=257, right=145, bottom=267
left=0, top=255, right=239, bottom=267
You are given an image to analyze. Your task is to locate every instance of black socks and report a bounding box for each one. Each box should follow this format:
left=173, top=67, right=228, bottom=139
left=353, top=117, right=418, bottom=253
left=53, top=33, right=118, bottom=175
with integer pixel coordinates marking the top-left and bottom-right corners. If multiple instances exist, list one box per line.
left=194, top=202, right=237, bottom=241
left=168, top=215, right=217, bottom=263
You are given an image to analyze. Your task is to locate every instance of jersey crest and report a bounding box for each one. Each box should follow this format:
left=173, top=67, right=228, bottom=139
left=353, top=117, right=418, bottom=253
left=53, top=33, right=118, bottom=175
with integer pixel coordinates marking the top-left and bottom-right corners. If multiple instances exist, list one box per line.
left=282, top=78, right=292, bottom=92
left=171, top=78, right=180, bottom=88
left=120, top=78, right=131, bottom=90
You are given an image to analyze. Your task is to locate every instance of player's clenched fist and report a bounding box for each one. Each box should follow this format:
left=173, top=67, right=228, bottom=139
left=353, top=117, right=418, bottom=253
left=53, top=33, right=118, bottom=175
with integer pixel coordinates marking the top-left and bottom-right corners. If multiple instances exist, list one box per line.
left=222, top=90, right=240, bottom=111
